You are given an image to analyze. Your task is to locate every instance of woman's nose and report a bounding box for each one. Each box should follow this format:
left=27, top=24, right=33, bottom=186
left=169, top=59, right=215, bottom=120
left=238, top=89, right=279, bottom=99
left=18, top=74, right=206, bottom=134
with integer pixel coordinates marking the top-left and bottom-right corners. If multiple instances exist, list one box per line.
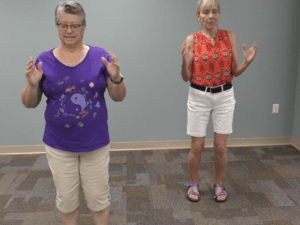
left=66, top=26, right=73, bottom=33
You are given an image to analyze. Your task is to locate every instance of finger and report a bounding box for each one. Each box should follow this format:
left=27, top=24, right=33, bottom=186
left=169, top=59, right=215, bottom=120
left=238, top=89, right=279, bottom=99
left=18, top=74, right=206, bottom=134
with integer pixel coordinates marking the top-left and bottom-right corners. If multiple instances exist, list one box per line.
left=27, top=57, right=33, bottom=66
left=109, top=53, right=117, bottom=61
left=26, top=68, right=34, bottom=76
left=27, top=63, right=34, bottom=71
left=101, top=57, right=109, bottom=67
left=37, top=62, right=43, bottom=72
left=108, top=51, right=115, bottom=57
left=110, top=54, right=118, bottom=63
left=243, top=44, right=246, bottom=52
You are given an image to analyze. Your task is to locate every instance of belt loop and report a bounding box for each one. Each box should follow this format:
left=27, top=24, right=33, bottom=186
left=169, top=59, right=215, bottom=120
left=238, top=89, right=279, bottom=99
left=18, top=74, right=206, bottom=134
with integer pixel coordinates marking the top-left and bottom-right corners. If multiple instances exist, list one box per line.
left=205, top=87, right=208, bottom=92
left=221, top=84, right=224, bottom=92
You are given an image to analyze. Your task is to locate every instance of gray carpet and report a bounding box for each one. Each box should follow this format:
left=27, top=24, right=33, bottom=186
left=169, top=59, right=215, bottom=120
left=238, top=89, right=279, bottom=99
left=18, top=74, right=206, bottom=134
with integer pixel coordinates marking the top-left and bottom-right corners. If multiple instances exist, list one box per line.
left=0, top=145, right=300, bottom=224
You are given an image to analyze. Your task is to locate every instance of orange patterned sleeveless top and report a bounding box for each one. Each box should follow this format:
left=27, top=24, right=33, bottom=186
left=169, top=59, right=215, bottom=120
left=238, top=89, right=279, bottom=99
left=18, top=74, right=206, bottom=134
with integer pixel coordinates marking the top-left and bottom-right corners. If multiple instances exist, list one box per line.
left=191, top=29, right=233, bottom=87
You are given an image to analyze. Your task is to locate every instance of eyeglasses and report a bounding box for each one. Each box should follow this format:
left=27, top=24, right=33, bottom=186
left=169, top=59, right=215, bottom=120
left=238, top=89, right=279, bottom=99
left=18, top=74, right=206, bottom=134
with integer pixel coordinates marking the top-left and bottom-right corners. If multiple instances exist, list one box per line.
left=57, top=23, right=82, bottom=31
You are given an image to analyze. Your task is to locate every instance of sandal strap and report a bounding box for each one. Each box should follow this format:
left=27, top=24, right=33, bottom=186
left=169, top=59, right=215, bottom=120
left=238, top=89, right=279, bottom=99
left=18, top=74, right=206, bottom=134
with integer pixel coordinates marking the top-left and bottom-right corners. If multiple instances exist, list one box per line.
left=214, top=190, right=227, bottom=199
left=188, top=190, right=200, bottom=198
left=214, top=184, right=225, bottom=190
left=184, top=183, right=199, bottom=188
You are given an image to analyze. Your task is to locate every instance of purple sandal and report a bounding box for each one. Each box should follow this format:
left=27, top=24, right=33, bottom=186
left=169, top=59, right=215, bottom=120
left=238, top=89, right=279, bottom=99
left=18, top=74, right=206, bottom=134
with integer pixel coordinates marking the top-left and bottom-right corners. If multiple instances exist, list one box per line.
left=184, top=183, right=200, bottom=202
left=214, top=184, right=227, bottom=203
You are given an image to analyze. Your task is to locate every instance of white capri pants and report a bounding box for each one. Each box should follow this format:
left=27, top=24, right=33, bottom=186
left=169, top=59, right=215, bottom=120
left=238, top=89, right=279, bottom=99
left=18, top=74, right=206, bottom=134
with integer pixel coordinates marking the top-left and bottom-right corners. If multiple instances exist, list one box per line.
left=45, top=144, right=110, bottom=213
left=187, top=84, right=236, bottom=137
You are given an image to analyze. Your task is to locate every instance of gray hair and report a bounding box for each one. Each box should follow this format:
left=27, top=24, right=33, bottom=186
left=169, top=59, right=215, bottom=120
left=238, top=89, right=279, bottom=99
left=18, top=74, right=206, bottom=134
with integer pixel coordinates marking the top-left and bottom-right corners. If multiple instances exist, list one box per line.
left=55, top=1, right=86, bottom=26
left=196, top=0, right=220, bottom=15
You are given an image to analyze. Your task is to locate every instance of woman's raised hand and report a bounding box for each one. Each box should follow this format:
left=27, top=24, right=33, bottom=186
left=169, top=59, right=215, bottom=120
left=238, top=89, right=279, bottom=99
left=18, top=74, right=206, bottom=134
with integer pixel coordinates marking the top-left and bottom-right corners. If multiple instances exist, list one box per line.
left=181, top=36, right=194, bottom=66
left=243, top=42, right=258, bottom=64
left=101, top=52, right=120, bottom=80
left=26, top=57, right=43, bottom=88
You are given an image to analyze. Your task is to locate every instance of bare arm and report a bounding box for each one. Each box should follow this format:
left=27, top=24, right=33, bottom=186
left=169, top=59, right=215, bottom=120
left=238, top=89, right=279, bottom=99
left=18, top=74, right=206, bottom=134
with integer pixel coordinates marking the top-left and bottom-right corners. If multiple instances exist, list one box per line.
left=101, top=52, right=126, bottom=102
left=106, top=75, right=126, bottom=102
left=181, top=35, right=194, bottom=82
left=21, top=84, right=43, bottom=108
left=228, top=31, right=258, bottom=77
left=21, top=57, right=43, bottom=108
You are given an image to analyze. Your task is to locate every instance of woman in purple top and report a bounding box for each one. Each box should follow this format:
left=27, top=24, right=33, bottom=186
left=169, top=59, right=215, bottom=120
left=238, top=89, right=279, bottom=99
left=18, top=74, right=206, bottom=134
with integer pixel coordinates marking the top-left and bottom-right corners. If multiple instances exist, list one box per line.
left=21, top=2, right=126, bottom=224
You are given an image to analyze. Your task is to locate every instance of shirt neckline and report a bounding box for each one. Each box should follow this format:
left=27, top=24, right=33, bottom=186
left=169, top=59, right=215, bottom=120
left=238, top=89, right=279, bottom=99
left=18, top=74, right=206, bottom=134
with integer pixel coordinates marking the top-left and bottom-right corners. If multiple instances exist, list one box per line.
left=52, top=45, right=91, bottom=68
left=200, top=29, right=220, bottom=43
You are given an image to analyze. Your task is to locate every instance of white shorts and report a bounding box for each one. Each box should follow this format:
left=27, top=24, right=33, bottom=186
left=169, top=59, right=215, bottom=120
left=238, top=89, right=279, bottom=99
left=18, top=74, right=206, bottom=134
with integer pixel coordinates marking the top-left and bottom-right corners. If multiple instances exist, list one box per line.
left=187, top=85, right=236, bottom=137
left=45, top=144, right=110, bottom=213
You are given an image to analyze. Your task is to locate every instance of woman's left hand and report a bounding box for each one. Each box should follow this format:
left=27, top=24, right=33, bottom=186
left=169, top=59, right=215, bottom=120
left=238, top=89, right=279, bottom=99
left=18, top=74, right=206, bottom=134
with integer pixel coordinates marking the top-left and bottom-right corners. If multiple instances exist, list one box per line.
left=101, top=52, right=120, bottom=80
left=243, top=42, right=257, bottom=64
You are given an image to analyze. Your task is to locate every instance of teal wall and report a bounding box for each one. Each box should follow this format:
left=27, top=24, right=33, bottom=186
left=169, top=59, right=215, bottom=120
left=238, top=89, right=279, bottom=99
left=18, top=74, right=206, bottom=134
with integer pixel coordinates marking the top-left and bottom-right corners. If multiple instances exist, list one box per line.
left=0, top=0, right=299, bottom=146
left=293, top=0, right=300, bottom=141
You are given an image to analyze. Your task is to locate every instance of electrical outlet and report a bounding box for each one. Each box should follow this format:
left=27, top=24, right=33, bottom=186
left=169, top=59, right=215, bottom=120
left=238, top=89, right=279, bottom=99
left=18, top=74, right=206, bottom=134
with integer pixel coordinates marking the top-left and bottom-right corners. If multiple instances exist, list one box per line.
left=273, top=104, right=279, bottom=114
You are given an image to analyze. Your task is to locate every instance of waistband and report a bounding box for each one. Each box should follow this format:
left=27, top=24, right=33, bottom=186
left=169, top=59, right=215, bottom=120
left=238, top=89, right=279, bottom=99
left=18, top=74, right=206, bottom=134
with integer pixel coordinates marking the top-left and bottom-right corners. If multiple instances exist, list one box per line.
left=190, top=82, right=232, bottom=93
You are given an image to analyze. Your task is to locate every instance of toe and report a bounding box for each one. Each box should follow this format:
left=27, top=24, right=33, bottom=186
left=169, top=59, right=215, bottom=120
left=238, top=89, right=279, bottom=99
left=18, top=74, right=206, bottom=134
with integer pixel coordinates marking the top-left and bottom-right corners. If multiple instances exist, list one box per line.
left=217, top=195, right=226, bottom=201
left=191, top=194, right=198, bottom=200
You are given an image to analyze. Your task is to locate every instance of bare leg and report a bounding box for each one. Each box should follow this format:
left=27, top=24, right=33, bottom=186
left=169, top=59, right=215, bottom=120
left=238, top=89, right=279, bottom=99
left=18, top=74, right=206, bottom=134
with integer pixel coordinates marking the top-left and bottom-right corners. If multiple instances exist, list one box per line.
left=60, top=207, right=80, bottom=225
left=214, top=132, right=228, bottom=201
left=90, top=205, right=110, bottom=225
left=187, top=136, right=205, bottom=200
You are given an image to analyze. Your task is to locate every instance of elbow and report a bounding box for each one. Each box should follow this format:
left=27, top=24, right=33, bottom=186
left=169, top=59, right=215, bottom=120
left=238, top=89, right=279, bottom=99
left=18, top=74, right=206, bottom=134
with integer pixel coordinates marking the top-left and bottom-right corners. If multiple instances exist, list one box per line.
left=21, top=97, right=31, bottom=108
left=183, top=76, right=190, bottom=82
left=22, top=103, right=32, bottom=108
left=24, top=103, right=37, bottom=108
left=112, top=93, right=126, bottom=102
left=22, top=99, right=38, bottom=108
left=181, top=74, right=190, bottom=82
left=117, top=93, right=126, bottom=102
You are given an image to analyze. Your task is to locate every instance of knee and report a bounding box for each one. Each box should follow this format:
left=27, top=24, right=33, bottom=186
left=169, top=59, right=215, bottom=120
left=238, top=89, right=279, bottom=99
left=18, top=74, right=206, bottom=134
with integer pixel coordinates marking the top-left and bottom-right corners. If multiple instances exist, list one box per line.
left=57, top=192, right=80, bottom=213
left=214, top=143, right=227, bottom=156
left=84, top=187, right=110, bottom=211
left=191, top=142, right=205, bottom=156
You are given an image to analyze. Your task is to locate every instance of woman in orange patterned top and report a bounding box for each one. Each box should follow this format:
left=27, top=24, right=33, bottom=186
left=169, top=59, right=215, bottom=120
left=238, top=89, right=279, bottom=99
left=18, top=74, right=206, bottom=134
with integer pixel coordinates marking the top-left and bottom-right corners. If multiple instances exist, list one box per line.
left=181, top=0, right=257, bottom=203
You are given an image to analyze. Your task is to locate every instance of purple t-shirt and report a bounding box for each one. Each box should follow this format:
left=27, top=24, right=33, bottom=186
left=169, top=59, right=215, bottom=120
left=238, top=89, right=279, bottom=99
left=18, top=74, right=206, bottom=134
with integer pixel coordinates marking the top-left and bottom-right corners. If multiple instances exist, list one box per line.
left=35, top=45, right=111, bottom=152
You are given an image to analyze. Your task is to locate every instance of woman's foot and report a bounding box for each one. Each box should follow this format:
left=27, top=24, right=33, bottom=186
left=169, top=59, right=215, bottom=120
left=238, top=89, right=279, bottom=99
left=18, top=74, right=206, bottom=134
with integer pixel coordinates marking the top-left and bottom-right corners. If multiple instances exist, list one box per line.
left=188, top=186, right=200, bottom=201
left=214, top=184, right=227, bottom=202
left=184, top=183, right=200, bottom=202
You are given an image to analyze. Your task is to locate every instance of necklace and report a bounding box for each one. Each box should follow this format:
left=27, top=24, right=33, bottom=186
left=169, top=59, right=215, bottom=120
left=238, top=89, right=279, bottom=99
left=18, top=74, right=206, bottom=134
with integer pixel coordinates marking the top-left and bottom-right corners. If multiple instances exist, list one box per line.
left=60, top=46, right=85, bottom=67
left=201, top=31, right=217, bottom=40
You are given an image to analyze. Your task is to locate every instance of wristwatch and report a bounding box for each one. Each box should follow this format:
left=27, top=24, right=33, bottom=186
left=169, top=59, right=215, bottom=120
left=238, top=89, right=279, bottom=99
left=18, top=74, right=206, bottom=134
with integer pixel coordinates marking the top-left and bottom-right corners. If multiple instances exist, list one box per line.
left=110, top=73, right=124, bottom=84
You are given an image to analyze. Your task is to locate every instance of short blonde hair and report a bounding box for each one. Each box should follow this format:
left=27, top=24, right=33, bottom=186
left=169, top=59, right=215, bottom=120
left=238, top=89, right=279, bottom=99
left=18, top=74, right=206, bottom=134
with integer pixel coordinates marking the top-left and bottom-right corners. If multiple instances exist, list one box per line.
left=196, top=0, right=220, bottom=14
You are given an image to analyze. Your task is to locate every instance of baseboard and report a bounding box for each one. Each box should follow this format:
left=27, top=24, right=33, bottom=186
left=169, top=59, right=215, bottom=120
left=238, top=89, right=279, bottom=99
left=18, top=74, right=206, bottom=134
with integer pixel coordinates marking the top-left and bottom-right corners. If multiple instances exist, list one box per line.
left=292, top=137, right=300, bottom=150
left=0, top=137, right=299, bottom=155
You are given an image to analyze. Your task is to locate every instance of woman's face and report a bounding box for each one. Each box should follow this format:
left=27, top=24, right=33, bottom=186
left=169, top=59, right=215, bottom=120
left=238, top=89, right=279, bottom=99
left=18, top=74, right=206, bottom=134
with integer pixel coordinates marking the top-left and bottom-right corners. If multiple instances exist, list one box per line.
left=57, top=10, right=85, bottom=47
left=196, top=3, right=220, bottom=30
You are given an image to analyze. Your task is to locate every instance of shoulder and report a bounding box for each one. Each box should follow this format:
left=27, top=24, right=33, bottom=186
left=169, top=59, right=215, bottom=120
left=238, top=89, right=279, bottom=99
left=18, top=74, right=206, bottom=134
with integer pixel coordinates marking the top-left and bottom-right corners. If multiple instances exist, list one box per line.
left=186, top=34, right=194, bottom=41
left=220, top=30, right=237, bottom=47
left=185, top=34, right=195, bottom=46
left=87, top=45, right=111, bottom=61
left=37, top=48, right=54, bottom=59
left=35, top=49, right=55, bottom=64
left=223, top=30, right=236, bottom=41
left=88, top=45, right=109, bottom=55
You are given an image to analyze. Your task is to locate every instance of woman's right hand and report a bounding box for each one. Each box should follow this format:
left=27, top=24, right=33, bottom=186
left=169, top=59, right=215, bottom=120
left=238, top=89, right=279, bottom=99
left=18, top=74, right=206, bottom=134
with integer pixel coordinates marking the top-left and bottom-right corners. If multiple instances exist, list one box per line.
left=181, top=35, right=194, bottom=67
left=26, top=57, right=43, bottom=88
